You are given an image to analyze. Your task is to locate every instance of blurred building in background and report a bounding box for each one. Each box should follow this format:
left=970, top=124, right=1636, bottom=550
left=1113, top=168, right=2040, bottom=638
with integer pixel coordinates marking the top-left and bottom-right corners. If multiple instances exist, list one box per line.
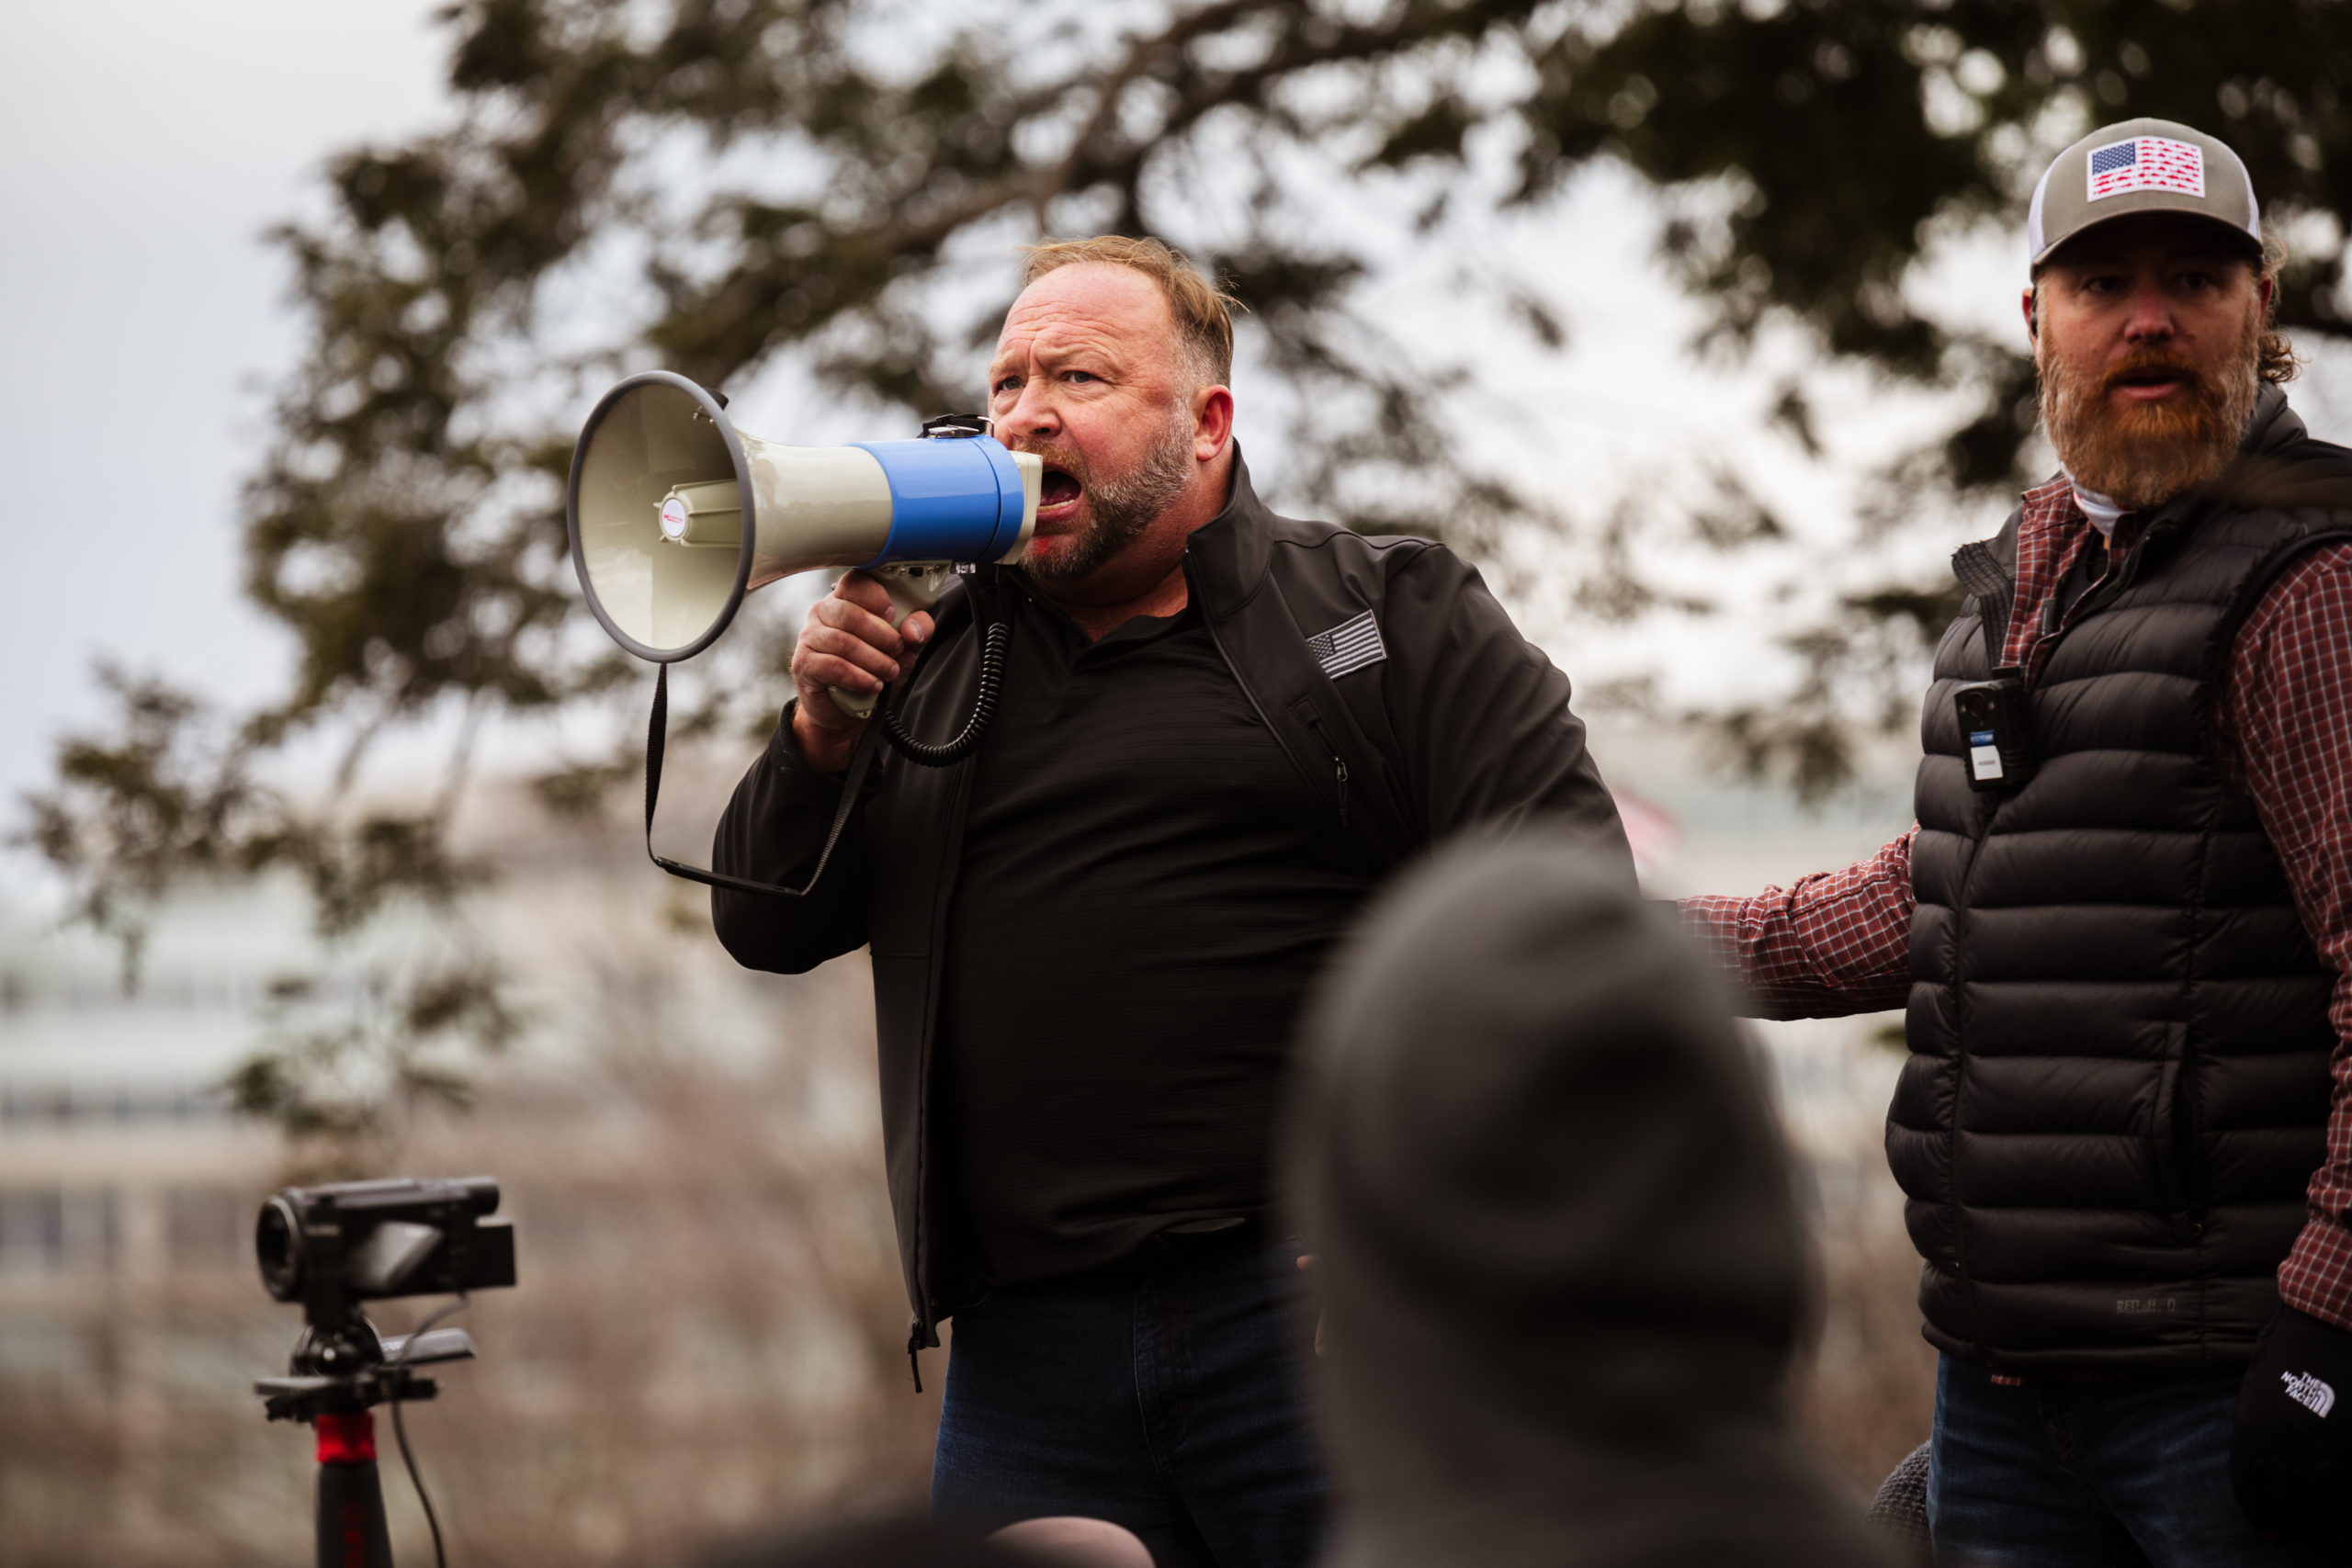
left=0, top=725, right=1924, bottom=1566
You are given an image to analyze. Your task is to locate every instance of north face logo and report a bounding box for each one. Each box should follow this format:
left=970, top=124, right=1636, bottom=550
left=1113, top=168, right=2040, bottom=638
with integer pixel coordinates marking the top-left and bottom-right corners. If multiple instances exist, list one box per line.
left=2281, top=1370, right=2336, bottom=1419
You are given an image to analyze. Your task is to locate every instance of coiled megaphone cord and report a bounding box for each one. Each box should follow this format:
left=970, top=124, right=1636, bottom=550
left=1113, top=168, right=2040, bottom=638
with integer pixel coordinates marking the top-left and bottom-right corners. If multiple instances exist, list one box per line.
left=879, top=621, right=1009, bottom=766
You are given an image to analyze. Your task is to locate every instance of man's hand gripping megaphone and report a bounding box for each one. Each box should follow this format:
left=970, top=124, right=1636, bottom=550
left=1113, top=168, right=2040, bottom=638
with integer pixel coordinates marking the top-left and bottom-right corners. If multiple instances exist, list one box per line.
left=790, top=569, right=941, bottom=775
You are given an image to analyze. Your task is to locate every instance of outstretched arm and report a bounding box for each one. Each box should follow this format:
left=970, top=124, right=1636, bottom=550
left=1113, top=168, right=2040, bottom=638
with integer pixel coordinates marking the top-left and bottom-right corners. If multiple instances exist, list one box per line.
left=1677, top=831, right=1917, bottom=1020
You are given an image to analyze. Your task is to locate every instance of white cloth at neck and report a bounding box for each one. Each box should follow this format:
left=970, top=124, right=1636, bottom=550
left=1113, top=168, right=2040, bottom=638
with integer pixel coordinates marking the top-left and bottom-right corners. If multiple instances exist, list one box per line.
left=2066, top=474, right=2127, bottom=538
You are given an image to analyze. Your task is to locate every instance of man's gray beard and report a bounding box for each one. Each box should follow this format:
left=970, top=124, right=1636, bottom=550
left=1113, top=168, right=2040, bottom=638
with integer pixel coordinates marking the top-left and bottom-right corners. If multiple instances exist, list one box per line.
left=1024, top=405, right=1196, bottom=585
left=2038, top=302, right=2262, bottom=511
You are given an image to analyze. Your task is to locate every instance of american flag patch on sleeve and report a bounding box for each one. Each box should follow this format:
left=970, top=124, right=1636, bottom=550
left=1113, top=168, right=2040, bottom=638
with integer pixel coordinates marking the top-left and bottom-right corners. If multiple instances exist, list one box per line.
left=1306, top=609, right=1386, bottom=679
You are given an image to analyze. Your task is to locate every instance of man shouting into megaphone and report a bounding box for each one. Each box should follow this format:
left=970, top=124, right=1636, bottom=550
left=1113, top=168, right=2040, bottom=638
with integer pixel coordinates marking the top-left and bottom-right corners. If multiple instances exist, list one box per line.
left=710, top=237, right=1632, bottom=1566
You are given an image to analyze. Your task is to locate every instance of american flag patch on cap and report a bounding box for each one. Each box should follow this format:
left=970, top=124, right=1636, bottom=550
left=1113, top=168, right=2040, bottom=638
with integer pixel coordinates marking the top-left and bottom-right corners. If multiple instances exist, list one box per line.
left=2087, top=135, right=2204, bottom=201
left=1306, top=609, right=1385, bottom=680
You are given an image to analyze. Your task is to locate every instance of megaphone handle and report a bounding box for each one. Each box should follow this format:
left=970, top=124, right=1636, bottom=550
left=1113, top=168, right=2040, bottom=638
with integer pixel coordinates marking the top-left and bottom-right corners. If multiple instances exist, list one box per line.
left=829, top=563, right=956, bottom=719
left=641, top=662, right=880, bottom=900
left=830, top=684, right=880, bottom=720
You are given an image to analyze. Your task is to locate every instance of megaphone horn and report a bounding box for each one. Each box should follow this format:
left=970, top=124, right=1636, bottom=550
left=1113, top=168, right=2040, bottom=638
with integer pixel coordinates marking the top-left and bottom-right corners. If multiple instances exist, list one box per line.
left=567, top=371, right=1041, bottom=709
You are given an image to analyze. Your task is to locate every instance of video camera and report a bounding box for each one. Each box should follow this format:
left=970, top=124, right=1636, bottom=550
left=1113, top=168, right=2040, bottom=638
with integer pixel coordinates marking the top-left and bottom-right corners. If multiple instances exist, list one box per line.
left=258, top=1175, right=516, bottom=1314
left=253, top=1176, right=517, bottom=1568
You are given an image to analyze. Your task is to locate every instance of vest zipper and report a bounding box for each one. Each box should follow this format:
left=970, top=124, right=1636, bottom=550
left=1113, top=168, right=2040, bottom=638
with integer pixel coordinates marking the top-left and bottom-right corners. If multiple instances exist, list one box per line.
left=1943, top=571, right=2009, bottom=1357
left=1946, top=504, right=2189, bottom=1355
left=2034, top=512, right=2177, bottom=674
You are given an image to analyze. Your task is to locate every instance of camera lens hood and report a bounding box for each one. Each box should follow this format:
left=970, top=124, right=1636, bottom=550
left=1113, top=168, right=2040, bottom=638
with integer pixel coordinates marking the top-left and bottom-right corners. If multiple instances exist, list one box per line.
left=255, top=1194, right=305, bottom=1302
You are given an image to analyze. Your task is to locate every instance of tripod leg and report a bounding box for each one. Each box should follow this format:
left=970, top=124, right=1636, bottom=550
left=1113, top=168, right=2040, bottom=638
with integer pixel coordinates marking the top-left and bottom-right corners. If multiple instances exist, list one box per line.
left=314, top=1411, right=397, bottom=1568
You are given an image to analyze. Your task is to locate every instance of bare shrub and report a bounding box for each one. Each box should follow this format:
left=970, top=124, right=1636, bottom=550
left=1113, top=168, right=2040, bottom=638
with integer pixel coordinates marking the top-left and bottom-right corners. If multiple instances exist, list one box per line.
left=1791, top=1151, right=1937, bottom=1500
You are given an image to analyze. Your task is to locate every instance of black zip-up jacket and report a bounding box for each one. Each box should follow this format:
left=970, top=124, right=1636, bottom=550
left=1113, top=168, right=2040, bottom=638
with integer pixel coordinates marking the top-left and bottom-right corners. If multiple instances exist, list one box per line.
left=710, top=452, right=1633, bottom=1360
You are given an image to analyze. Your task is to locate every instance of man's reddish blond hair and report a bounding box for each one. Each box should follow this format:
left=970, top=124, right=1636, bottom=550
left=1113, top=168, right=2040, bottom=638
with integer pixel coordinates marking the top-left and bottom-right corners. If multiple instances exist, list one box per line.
left=1022, top=236, right=1239, bottom=389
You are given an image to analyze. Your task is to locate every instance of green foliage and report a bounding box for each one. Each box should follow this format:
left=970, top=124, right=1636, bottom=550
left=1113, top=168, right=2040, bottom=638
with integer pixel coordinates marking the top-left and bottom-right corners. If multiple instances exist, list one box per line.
left=19, top=667, right=266, bottom=986
left=220, top=957, right=518, bottom=1159
left=28, top=0, right=2352, bottom=1135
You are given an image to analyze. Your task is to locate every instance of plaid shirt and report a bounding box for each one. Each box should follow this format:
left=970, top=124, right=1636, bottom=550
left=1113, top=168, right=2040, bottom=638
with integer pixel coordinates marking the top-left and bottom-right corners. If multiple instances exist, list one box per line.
left=1681, top=473, right=2352, bottom=1335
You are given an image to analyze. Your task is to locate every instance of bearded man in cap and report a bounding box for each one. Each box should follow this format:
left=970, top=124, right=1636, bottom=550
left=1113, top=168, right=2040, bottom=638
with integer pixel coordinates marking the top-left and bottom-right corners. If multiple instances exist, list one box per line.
left=1684, top=119, right=2352, bottom=1562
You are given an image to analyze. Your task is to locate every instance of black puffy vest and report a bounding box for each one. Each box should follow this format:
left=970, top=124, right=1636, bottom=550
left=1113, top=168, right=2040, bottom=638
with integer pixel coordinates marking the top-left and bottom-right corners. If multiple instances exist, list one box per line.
left=1890, top=394, right=2350, bottom=1373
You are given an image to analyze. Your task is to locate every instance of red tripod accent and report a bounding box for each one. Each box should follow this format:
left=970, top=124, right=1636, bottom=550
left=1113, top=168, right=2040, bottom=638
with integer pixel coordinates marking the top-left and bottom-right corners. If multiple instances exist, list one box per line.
left=312, top=1409, right=394, bottom=1568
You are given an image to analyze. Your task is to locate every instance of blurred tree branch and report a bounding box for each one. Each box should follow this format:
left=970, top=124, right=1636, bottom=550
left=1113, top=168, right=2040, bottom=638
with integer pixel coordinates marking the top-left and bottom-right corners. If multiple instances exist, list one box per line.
left=26, top=0, right=2352, bottom=1134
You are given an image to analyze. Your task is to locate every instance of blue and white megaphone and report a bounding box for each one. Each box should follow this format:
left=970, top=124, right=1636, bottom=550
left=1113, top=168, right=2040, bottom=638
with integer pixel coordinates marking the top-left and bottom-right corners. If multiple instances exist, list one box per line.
left=567, top=370, right=1041, bottom=716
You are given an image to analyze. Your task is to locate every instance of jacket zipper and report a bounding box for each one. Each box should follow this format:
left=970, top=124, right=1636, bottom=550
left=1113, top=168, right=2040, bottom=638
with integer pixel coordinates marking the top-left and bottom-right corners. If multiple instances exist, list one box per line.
left=1300, top=706, right=1351, bottom=826
left=905, top=597, right=990, bottom=1393
left=1185, top=547, right=1353, bottom=834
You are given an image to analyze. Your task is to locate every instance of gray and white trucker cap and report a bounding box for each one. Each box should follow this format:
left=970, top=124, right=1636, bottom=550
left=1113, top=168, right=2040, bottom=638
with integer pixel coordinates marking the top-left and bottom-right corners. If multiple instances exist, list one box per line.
left=2027, top=118, right=2262, bottom=266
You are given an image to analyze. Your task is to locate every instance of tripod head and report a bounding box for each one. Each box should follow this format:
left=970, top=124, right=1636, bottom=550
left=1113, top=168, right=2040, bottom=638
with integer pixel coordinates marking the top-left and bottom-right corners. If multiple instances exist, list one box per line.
left=255, top=1313, right=481, bottom=1424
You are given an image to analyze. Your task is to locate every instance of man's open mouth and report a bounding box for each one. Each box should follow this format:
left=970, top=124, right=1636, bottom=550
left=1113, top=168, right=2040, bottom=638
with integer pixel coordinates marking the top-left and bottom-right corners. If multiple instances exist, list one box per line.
left=1039, top=466, right=1083, bottom=513
left=2109, top=364, right=2194, bottom=396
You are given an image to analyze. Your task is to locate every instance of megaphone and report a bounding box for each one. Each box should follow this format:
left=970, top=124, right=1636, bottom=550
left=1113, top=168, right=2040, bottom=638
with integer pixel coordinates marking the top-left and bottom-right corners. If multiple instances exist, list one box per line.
left=567, top=370, right=1040, bottom=716
left=569, top=371, right=1039, bottom=904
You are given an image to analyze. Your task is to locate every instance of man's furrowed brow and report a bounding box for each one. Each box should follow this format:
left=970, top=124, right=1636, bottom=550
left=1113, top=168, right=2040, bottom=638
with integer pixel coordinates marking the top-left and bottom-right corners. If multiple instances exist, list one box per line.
left=990, top=321, right=1136, bottom=383
left=1034, top=334, right=1114, bottom=370
left=987, top=338, right=1082, bottom=379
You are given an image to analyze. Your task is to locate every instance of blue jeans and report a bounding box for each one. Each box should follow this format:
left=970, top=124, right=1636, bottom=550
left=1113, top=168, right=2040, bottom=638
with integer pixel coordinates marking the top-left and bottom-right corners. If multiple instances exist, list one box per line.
left=1928, top=1353, right=2326, bottom=1566
left=930, top=1231, right=1327, bottom=1568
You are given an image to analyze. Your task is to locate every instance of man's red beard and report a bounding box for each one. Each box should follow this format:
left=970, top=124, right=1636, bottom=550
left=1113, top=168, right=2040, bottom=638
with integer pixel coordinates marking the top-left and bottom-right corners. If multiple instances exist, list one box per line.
left=2038, top=300, right=2262, bottom=511
left=1015, top=403, right=1196, bottom=585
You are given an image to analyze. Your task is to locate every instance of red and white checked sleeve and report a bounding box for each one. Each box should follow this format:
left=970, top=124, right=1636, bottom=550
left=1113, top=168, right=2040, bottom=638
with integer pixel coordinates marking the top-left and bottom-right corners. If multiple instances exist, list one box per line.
left=1678, top=829, right=1918, bottom=1021
left=2217, top=542, right=2352, bottom=1335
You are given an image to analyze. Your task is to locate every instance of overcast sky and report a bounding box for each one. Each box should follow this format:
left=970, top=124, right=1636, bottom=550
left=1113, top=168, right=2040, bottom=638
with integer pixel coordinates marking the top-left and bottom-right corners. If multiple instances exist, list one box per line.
left=0, top=2, right=447, bottom=828
left=17, top=5, right=2352, bottom=919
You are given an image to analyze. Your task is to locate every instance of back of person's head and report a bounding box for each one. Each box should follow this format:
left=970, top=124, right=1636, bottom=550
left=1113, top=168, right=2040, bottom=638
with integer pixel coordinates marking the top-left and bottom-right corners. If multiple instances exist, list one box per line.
left=694, top=1514, right=1028, bottom=1568
left=1290, top=832, right=1896, bottom=1568
left=695, top=1513, right=1151, bottom=1568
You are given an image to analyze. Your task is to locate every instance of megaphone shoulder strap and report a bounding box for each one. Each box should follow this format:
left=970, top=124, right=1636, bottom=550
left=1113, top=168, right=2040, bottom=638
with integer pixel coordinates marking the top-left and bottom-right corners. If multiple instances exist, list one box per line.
left=641, top=661, right=881, bottom=899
